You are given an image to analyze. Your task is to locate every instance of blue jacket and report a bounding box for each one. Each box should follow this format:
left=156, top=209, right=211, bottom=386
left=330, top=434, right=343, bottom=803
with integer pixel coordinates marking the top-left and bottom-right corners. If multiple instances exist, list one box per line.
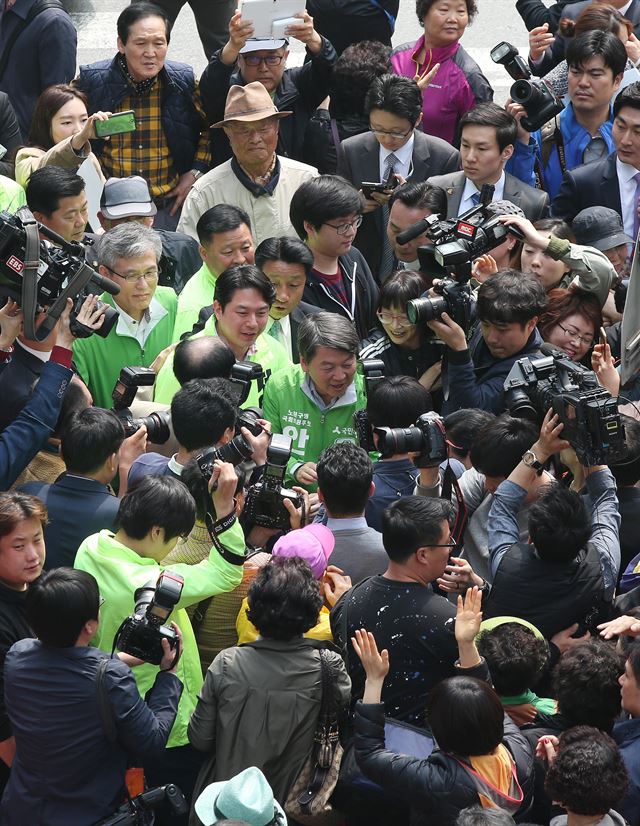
left=508, top=104, right=615, bottom=200
left=75, top=57, right=207, bottom=175
left=613, top=718, right=640, bottom=826
left=366, top=458, right=420, bottom=532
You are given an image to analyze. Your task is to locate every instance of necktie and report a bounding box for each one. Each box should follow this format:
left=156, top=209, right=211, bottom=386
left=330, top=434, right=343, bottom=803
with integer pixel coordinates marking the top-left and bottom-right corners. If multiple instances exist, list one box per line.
left=470, top=191, right=481, bottom=207
left=268, top=318, right=283, bottom=344
left=379, top=153, right=400, bottom=283
left=633, top=172, right=640, bottom=240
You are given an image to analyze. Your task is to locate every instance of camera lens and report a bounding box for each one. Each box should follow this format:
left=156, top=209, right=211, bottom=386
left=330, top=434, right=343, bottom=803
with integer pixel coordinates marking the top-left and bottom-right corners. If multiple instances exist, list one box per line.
left=511, top=79, right=537, bottom=104
left=407, top=296, right=448, bottom=324
left=216, top=434, right=254, bottom=465
left=141, top=411, right=171, bottom=444
left=376, top=426, right=424, bottom=457
left=504, top=389, right=538, bottom=421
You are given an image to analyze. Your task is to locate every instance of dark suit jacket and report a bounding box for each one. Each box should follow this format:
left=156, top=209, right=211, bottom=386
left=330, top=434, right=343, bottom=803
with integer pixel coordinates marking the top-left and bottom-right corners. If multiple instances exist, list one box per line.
left=0, top=342, right=45, bottom=432
left=426, top=170, right=550, bottom=221
left=552, top=152, right=622, bottom=223
left=336, top=130, right=460, bottom=279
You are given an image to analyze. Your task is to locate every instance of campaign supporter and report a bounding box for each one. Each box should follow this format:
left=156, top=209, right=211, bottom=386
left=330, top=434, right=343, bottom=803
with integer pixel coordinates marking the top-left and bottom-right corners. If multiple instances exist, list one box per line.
left=14, top=84, right=107, bottom=189
left=154, top=264, right=290, bottom=407
left=72, top=223, right=178, bottom=410
left=74, top=2, right=211, bottom=230
left=428, top=103, right=550, bottom=221
left=173, top=204, right=254, bottom=342
left=390, top=0, right=493, bottom=145
left=199, top=9, right=336, bottom=166
left=0, top=177, right=25, bottom=213
left=178, top=82, right=318, bottom=244
left=0, top=92, right=22, bottom=180
left=306, top=0, right=398, bottom=55
left=510, top=31, right=626, bottom=201
left=289, top=175, right=379, bottom=339
left=303, top=40, right=392, bottom=174
left=537, top=287, right=602, bottom=363
left=0, top=568, right=181, bottom=826
left=262, top=312, right=366, bottom=491
left=336, top=74, right=459, bottom=279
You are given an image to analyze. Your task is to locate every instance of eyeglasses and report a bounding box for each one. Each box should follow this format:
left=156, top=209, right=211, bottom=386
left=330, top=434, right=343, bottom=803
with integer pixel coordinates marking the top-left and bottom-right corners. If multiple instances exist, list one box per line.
left=324, top=215, right=363, bottom=235
left=556, top=322, right=595, bottom=348
left=241, top=54, right=285, bottom=66
left=226, top=121, right=278, bottom=139
left=105, top=266, right=159, bottom=284
left=369, top=125, right=414, bottom=140
left=377, top=309, right=414, bottom=329
left=430, top=540, right=458, bottom=549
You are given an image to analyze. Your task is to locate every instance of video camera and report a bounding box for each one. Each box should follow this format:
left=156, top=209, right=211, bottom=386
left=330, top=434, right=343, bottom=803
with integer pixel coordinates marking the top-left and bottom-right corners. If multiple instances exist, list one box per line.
left=244, top=433, right=303, bottom=529
left=111, top=366, right=171, bottom=444
left=113, top=571, right=183, bottom=666
left=490, top=41, right=563, bottom=132
left=503, top=344, right=626, bottom=466
left=0, top=208, right=120, bottom=342
left=354, top=358, right=386, bottom=453
left=375, top=411, right=448, bottom=468
left=97, top=784, right=188, bottom=825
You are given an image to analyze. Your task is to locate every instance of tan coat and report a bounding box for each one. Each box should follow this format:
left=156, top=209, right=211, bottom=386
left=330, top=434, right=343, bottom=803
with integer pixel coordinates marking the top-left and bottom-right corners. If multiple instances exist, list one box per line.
left=15, top=135, right=104, bottom=188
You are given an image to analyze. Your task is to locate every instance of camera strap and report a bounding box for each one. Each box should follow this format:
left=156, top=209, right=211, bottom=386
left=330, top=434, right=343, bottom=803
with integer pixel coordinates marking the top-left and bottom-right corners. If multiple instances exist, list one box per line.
left=534, top=121, right=566, bottom=192
left=441, top=461, right=468, bottom=549
left=204, top=510, right=246, bottom=566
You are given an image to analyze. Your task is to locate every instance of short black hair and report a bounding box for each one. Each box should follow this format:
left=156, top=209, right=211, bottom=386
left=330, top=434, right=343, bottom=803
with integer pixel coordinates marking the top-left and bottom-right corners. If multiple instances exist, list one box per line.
left=367, top=376, right=432, bottom=428
left=196, top=204, right=251, bottom=246
left=255, top=236, right=314, bottom=278
left=476, top=270, right=548, bottom=326
left=416, top=0, right=478, bottom=24
left=629, top=642, right=640, bottom=682
left=377, top=268, right=430, bottom=312
left=61, top=408, right=125, bottom=475
left=427, top=676, right=504, bottom=756
left=173, top=337, right=236, bottom=386
left=381, top=497, right=454, bottom=563
left=316, top=442, right=373, bottom=516
left=389, top=180, right=448, bottom=214
left=115, top=475, right=196, bottom=542
left=246, top=556, right=323, bottom=640
left=613, top=80, right=640, bottom=118
left=214, top=264, right=275, bottom=310
left=443, top=409, right=496, bottom=461
left=457, top=806, right=516, bottom=826
left=545, top=727, right=628, bottom=815
left=26, top=166, right=85, bottom=215
left=117, top=2, right=171, bottom=43
left=289, top=175, right=364, bottom=240
left=528, top=483, right=591, bottom=562
left=476, top=622, right=549, bottom=696
left=533, top=217, right=575, bottom=242
left=554, top=640, right=623, bottom=730
left=329, top=40, right=392, bottom=119
left=365, top=74, right=423, bottom=124
left=170, top=379, right=237, bottom=451
left=469, top=414, right=538, bottom=478
left=459, top=103, right=518, bottom=153
left=609, top=415, right=640, bottom=487
left=567, top=30, right=627, bottom=79
left=26, top=568, right=100, bottom=648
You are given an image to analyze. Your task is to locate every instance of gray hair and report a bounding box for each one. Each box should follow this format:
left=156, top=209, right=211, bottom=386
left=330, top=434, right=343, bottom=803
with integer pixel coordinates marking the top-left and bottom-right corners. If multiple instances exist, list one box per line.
left=297, top=311, right=360, bottom=362
left=456, top=807, right=516, bottom=826
left=96, top=223, right=163, bottom=270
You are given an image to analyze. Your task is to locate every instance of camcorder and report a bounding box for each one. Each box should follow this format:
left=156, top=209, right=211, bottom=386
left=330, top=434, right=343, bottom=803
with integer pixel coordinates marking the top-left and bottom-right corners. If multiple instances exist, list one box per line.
left=97, top=784, right=188, bottom=825
left=354, top=358, right=386, bottom=453
left=490, top=41, right=563, bottom=132
left=111, top=366, right=171, bottom=444
left=113, top=571, right=184, bottom=665
left=503, top=344, right=626, bottom=466
left=195, top=406, right=265, bottom=477
left=0, top=208, right=120, bottom=342
left=244, top=433, right=303, bottom=529
left=375, top=411, right=448, bottom=468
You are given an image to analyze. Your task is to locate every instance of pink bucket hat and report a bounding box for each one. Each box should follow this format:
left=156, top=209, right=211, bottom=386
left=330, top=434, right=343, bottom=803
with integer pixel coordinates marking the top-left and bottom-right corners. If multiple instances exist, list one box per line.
left=272, top=524, right=335, bottom=580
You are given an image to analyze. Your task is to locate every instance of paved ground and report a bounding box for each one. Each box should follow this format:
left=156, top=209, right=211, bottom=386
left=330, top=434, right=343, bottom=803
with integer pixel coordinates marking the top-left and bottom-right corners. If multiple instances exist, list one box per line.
left=66, top=0, right=536, bottom=101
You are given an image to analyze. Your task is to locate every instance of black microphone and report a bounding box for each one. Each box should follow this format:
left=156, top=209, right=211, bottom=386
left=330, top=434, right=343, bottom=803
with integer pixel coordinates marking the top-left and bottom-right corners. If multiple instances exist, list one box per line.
left=88, top=270, right=121, bottom=296
left=395, top=219, right=431, bottom=246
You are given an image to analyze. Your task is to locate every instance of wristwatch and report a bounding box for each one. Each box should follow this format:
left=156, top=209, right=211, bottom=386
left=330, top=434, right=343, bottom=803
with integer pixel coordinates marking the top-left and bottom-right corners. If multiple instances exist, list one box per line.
left=190, top=168, right=203, bottom=181
left=522, top=449, right=545, bottom=472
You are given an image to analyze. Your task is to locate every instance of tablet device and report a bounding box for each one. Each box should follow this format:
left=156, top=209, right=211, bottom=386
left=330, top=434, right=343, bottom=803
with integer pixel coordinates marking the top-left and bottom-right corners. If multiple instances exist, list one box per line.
left=239, top=0, right=305, bottom=39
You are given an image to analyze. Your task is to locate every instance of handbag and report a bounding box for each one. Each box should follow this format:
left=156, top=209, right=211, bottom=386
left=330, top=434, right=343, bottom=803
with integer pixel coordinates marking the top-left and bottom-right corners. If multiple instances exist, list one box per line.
left=284, top=647, right=345, bottom=826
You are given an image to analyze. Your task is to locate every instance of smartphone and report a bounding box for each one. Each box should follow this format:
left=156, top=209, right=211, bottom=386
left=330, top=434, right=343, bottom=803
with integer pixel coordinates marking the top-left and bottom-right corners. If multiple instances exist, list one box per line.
left=600, top=326, right=608, bottom=348
left=361, top=172, right=401, bottom=200
left=94, top=111, right=137, bottom=138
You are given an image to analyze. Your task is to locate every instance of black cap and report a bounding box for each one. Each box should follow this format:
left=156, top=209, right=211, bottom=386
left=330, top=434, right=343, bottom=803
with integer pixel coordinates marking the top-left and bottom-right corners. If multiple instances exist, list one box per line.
left=572, top=206, right=632, bottom=251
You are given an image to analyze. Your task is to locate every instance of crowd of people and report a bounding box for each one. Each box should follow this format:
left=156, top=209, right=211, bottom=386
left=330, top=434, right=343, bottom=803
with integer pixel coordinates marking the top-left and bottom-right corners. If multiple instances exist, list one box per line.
left=1, top=0, right=640, bottom=824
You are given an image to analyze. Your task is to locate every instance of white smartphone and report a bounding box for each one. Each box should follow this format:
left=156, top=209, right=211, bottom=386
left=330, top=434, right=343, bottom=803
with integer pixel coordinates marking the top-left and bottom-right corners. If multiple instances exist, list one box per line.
left=239, top=0, right=305, bottom=39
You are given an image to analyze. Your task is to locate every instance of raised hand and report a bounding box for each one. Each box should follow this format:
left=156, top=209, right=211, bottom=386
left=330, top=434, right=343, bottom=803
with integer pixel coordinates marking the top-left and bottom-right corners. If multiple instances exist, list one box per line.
left=352, top=628, right=390, bottom=686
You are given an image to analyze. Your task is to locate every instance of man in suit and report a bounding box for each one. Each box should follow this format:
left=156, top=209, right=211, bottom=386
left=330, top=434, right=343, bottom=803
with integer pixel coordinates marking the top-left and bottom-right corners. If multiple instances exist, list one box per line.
left=428, top=103, right=550, bottom=221
left=553, top=82, right=640, bottom=234
left=337, top=74, right=460, bottom=282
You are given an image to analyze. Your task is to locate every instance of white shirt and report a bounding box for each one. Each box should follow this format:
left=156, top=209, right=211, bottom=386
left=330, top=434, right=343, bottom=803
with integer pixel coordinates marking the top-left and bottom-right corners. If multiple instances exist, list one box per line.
left=114, top=296, right=168, bottom=348
left=16, top=340, right=50, bottom=363
left=379, top=134, right=415, bottom=182
left=620, top=0, right=633, bottom=14
left=458, top=171, right=506, bottom=216
left=616, top=157, right=640, bottom=239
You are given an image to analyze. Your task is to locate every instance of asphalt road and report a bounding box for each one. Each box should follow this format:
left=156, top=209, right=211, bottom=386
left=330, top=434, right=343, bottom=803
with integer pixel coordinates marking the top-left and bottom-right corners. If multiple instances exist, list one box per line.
left=66, top=0, right=535, bottom=100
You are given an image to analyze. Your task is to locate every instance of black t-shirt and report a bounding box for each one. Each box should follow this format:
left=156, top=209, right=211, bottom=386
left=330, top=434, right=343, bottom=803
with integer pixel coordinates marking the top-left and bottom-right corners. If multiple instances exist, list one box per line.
left=330, top=576, right=457, bottom=725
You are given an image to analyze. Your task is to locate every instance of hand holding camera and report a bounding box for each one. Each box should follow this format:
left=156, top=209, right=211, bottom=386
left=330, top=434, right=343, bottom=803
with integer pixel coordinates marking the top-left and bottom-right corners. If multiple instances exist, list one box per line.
left=209, top=460, right=238, bottom=519
left=241, top=416, right=271, bottom=467
left=160, top=622, right=182, bottom=673
left=283, top=485, right=310, bottom=529
left=57, top=295, right=107, bottom=349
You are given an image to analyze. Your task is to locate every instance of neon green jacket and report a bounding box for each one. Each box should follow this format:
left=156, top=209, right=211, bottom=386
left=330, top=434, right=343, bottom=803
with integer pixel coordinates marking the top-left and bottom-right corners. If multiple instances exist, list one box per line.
left=172, top=261, right=216, bottom=342
left=154, top=314, right=290, bottom=408
left=262, top=363, right=366, bottom=490
left=0, top=175, right=26, bottom=212
left=74, top=516, right=245, bottom=747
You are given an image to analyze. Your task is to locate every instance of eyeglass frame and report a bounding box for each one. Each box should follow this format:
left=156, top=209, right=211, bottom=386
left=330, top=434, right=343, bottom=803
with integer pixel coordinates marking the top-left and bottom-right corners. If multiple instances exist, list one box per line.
left=240, top=53, right=286, bottom=67
left=376, top=309, right=415, bottom=328
left=556, top=321, right=595, bottom=348
left=369, top=125, right=414, bottom=140
left=104, top=265, right=159, bottom=284
left=323, top=215, right=363, bottom=235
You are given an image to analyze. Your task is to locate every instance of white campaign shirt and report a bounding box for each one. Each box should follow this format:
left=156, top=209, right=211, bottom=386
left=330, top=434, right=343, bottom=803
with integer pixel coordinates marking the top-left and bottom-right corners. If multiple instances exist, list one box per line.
left=616, top=157, right=640, bottom=240
left=458, top=171, right=506, bottom=216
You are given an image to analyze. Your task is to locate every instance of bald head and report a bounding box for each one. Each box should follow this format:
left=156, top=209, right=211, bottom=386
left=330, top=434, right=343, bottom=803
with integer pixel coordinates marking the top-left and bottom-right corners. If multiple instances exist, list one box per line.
left=173, top=336, right=236, bottom=386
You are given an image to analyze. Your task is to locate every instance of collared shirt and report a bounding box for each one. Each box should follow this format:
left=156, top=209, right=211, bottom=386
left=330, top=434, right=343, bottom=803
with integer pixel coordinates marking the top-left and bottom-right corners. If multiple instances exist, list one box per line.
left=301, top=374, right=357, bottom=412
left=616, top=156, right=640, bottom=239
left=231, top=155, right=281, bottom=197
left=114, top=295, right=168, bottom=349
left=267, top=314, right=292, bottom=358
left=167, top=454, right=184, bottom=476
left=326, top=516, right=369, bottom=533
left=378, top=133, right=415, bottom=182
left=16, top=341, right=50, bottom=363
left=99, top=72, right=211, bottom=198
left=458, top=171, right=505, bottom=216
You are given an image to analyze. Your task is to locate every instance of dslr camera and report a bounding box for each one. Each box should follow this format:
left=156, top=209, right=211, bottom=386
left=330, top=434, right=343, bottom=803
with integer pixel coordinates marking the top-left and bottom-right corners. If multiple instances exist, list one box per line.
left=490, top=41, right=563, bottom=132
left=111, top=366, right=171, bottom=444
left=503, top=345, right=626, bottom=466
left=114, top=571, right=184, bottom=665
left=375, top=411, right=448, bottom=468
left=354, top=358, right=386, bottom=453
left=229, top=360, right=264, bottom=406
left=195, top=405, right=265, bottom=476
left=244, top=433, right=303, bottom=529
left=0, top=208, right=120, bottom=342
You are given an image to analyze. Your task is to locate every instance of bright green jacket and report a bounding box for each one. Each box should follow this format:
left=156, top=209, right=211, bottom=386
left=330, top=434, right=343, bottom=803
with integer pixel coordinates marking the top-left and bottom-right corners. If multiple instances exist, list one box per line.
left=74, top=516, right=245, bottom=747
left=154, top=314, right=291, bottom=408
left=0, top=175, right=26, bottom=213
left=72, top=286, right=177, bottom=409
left=262, top=364, right=366, bottom=490
left=172, top=261, right=215, bottom=342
